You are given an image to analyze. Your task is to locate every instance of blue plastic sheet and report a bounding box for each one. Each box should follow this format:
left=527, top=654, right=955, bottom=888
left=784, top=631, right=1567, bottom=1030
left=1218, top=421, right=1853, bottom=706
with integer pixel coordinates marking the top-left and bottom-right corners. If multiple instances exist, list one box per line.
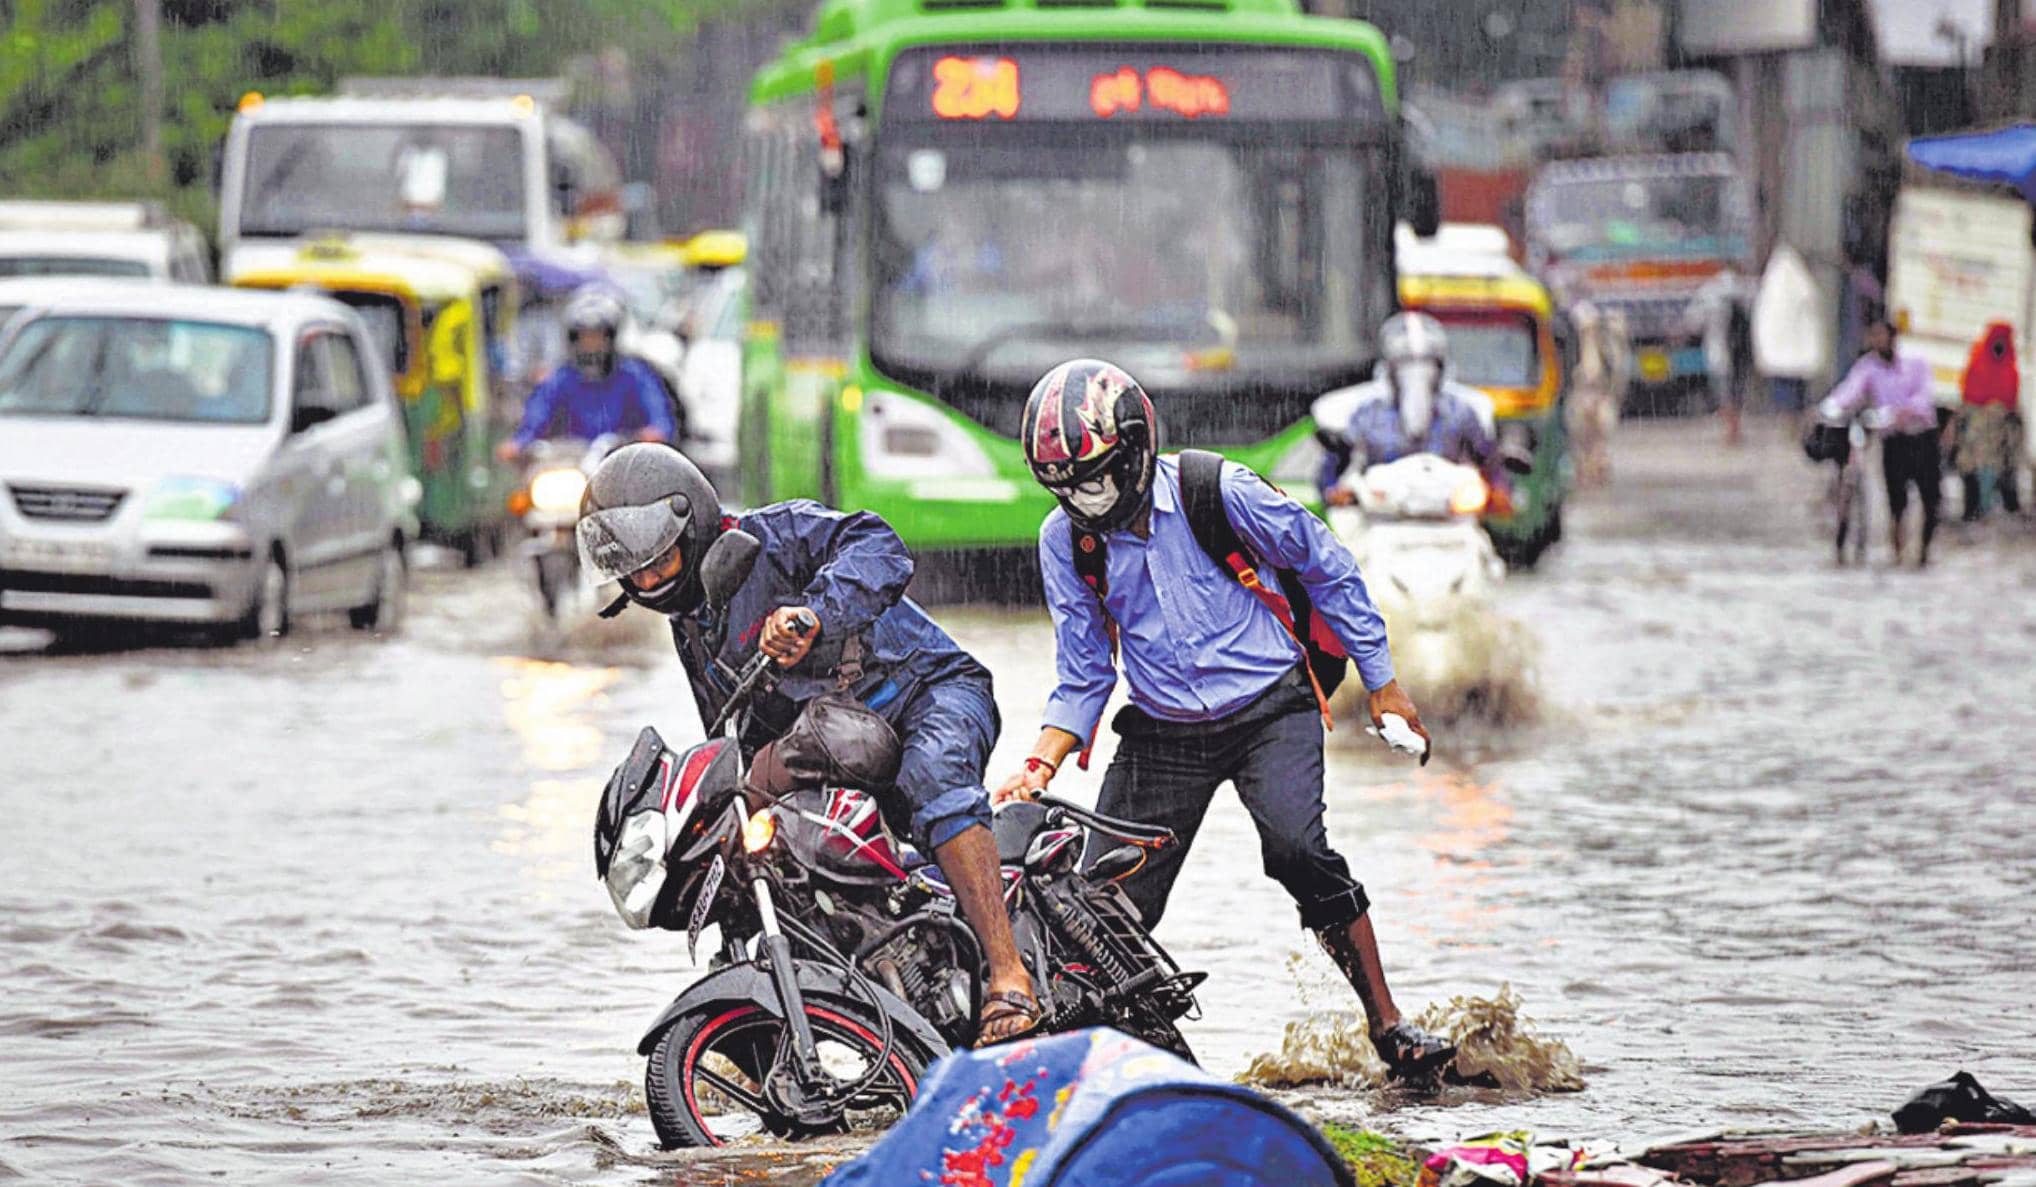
left=823, top=1028, right=1354, bottom=1187
left=1907, top=126, right=2036, bottom=204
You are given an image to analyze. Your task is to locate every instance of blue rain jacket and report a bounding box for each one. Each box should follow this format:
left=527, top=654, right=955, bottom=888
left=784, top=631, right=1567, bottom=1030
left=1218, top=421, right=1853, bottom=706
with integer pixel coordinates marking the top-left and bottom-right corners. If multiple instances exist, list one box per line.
left=507, top=357, right=676, bottom=449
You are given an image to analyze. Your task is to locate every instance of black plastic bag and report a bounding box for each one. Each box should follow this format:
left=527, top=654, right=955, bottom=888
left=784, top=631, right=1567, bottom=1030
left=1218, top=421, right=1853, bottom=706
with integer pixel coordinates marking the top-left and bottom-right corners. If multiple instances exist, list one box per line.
left=1893, top=1071, right=2036, bottom=1134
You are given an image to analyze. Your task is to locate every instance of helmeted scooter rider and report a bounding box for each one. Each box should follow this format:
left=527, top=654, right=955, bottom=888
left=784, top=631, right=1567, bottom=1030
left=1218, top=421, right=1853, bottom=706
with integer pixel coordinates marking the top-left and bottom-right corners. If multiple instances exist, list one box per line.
left=1320, top=312, right=1510, bottom=508
left=498, top=286, right=676, bottom=462
left=574, top=444, right=1042, bottom=1044
left=993, top=357, right=1458, bottom=1080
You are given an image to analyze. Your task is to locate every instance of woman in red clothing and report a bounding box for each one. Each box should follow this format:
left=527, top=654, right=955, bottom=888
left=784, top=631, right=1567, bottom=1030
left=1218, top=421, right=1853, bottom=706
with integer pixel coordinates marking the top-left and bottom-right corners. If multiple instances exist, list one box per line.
left=1952, top=323, right=2023, bottom=520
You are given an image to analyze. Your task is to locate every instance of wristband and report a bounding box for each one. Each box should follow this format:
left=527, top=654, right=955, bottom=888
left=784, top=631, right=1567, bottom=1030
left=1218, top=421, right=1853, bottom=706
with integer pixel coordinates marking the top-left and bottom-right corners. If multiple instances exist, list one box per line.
left=1024, top=755, right=1058, bottom=777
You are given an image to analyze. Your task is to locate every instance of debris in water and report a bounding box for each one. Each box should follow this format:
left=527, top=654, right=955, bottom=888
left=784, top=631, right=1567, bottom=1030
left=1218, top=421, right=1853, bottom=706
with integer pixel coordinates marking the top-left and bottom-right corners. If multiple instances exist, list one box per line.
left=1238, top=985, right=1582, bottom=1093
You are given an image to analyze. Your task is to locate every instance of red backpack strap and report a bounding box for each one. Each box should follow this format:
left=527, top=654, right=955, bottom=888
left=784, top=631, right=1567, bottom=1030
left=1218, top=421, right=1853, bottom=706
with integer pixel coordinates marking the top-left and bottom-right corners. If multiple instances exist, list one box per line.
left=1066, top=520, right=1116, bottom=769
left=1177, top=450, right=1336, bottom=731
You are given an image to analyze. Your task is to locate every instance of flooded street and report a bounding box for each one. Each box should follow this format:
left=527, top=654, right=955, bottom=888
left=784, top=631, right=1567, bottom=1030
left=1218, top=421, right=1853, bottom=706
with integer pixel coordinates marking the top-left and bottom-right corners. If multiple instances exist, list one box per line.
left=4, top=420, right=2034, bottom=1184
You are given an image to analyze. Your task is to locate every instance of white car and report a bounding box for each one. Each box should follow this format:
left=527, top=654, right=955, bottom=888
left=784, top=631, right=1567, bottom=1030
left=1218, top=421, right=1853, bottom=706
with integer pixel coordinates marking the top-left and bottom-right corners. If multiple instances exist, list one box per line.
left=0, top=280, right=416, bottom=641
left=0, top=201, right=211, bottom=283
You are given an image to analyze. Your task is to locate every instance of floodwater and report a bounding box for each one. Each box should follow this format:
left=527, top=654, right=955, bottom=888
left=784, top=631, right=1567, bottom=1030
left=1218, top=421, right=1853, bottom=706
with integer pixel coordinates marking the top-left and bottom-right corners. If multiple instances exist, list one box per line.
left=3, top=421, right=2033, bottom=1184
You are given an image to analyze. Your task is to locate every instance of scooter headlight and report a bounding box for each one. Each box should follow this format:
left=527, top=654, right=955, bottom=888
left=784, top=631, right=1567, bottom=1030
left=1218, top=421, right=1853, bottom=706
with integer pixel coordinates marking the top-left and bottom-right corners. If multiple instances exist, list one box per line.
left=529, top=467, right=589, bottom=514
left=604, top=808, right=668, bottom=930
left=1449, top=476, right=1490, bottom=517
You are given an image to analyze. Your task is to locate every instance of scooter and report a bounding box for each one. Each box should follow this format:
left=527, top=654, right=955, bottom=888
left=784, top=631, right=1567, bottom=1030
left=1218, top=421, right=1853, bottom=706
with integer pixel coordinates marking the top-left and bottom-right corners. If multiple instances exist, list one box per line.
left=509, top=434, right=621, bottom=620
left=1329, top=453, right=1510, bottom=711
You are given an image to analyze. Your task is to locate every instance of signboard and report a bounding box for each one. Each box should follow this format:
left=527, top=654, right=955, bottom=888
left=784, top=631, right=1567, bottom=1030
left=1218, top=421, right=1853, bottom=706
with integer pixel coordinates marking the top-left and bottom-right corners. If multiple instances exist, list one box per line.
left=885, top=45, right=1382, bottom=125
left=1677, top=0, right=1816, bottom=56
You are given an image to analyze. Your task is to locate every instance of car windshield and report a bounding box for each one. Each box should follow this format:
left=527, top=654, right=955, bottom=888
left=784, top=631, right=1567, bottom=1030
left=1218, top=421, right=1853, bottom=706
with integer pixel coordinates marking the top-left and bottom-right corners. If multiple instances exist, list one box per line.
left=240, top=123, right=529, bottom=242
left=872, top=133, right=1386, bottom=391
left=0, top=257, right=152, bottom=279
left=1534, top=173, right=1738, bottom=258
left=0, top=316, right=273, bottom=424
left=1432, top=313, right=1540, bottom=388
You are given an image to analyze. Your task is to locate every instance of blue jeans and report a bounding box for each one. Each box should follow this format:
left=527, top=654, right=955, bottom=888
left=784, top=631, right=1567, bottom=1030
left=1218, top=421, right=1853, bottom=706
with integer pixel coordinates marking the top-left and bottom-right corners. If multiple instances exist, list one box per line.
left=1084, top=670, right=1368, bottom=932
left=885, top=674, right=999, bottom=851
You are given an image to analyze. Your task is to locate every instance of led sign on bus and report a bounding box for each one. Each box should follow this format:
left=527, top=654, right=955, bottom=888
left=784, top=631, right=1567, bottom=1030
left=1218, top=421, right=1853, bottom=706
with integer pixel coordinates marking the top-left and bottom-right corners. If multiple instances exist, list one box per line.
left=901, top=46, right=1374, bottom=125
left=931, top=56, right=1021, bottom=120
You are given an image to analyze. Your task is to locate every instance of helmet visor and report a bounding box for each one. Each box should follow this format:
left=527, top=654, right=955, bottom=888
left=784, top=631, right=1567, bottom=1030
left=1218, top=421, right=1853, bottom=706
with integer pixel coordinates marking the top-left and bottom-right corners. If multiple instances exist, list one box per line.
left=576, top=496, right=691, bottom=586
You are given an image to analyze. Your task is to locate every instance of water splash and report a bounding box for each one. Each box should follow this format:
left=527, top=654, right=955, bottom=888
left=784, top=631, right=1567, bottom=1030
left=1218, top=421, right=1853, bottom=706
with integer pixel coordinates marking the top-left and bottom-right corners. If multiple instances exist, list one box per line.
left=1334, top=602, right=1544, bottom=731
left=1238, top=985, right=1582, bottom=1094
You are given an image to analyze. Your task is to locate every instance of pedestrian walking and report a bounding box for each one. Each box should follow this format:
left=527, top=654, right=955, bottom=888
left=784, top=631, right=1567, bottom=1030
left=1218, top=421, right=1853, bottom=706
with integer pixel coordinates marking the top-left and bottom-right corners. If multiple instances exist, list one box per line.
left=1948, top=323, right=2024, bottom=520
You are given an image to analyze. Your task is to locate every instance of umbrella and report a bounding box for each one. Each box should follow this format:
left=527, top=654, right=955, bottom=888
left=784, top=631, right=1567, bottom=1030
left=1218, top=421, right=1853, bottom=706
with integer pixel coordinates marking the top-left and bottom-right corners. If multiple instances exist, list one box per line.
left=1907, top=125, right=2036, bottom=204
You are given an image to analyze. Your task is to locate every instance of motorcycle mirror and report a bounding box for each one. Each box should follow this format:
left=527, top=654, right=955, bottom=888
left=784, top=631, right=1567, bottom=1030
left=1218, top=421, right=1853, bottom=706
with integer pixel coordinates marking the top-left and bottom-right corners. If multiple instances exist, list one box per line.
left=699, top=529, right=762, bottom=609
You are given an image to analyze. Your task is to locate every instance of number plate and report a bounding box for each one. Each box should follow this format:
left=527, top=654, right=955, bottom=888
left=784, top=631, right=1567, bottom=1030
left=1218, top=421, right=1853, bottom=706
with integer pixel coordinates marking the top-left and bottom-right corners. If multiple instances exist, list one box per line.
left=687, top=854, right=726, bottom=964
left=2, top=538, right=114, bottom=573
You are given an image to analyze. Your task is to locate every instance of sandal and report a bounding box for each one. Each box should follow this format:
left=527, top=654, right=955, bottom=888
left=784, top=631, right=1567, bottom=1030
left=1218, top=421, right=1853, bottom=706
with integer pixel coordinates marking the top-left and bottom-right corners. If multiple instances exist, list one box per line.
left=1374, top=1021, right=1457, bottom=1081
left=974, top=990, right=1044, bottom=1048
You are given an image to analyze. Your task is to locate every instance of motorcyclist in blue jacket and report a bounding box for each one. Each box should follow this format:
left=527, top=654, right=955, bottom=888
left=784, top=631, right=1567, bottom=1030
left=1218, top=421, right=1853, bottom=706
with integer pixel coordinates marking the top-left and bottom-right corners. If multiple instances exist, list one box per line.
left=575, top=443, right=1041, bottom=1045
left=498, top=287, right=676, bottom=461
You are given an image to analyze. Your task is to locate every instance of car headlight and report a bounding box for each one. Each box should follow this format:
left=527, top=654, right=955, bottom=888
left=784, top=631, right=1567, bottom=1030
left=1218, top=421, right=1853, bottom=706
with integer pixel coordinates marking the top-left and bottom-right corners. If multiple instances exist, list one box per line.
left=604, top=809, right=668, bottom=930
left=143, top=476, right=241, bottom=521
left=529, top=467, right=588, bottom=514
left=858, top=390, right=994, bottom=479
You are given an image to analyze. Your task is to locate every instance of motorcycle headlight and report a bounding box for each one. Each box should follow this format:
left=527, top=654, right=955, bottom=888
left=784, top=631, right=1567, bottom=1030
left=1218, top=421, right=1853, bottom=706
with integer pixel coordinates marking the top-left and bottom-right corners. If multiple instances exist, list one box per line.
left=604, top=809, right=668, bottom=930
left=529, top=467, right=589, bottom=514
left=858, top=390, right=994, bottom=479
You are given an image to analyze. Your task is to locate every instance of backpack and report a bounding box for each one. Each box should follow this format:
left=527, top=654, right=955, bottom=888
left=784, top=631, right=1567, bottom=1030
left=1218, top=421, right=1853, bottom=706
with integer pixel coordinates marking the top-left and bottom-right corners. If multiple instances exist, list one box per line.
left=1068, top=450, right=1348, bottom=759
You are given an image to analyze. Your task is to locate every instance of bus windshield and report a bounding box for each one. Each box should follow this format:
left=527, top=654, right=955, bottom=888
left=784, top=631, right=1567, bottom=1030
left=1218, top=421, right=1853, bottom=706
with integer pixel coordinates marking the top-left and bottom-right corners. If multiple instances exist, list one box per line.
left=873, top=132, right=1386, bottom=400
left=239, top=123, right=529, bottom=243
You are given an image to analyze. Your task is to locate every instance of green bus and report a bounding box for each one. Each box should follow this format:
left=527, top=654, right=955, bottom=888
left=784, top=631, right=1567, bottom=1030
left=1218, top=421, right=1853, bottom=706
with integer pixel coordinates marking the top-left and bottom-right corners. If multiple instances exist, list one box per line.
left=738, top=0, right=1421, bottom=549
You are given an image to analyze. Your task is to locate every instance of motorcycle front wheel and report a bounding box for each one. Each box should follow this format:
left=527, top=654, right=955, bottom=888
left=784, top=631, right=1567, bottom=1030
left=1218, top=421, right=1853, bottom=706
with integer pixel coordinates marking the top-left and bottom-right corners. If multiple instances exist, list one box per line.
left=644, top=998, right=927, bottom=1149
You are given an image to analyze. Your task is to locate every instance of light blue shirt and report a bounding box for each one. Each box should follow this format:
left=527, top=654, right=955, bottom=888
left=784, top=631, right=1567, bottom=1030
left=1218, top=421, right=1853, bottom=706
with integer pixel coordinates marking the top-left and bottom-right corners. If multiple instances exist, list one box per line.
left=1040, top=456, right=1395, bottom=741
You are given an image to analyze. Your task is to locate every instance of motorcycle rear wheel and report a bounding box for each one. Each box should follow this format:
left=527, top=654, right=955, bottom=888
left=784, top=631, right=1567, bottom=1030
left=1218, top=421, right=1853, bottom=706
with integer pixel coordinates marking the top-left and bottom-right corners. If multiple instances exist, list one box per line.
left=645, top=998, right=927, bottom=1149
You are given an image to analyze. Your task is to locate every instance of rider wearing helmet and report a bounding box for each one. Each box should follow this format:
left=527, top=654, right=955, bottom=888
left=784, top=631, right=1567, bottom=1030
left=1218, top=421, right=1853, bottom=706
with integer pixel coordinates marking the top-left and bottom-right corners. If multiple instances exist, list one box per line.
left=576, top=443, right=1043, bottom=1045
left=497, top=285, right=677, bottom=461
left=995, top=357, right=1457, bottom=1081
left=1319, top=312, right=1510, bottom=508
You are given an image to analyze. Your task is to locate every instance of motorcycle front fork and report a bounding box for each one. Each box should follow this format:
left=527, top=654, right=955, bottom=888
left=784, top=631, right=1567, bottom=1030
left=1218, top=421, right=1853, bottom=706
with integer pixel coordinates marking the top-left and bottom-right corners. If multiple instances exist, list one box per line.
left=752, top=877, right=826, bottom=1085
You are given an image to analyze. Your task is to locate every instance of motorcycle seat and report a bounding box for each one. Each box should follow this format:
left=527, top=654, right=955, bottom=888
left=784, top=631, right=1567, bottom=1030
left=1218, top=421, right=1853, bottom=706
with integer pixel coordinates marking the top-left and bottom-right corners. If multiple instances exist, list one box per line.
left=993, top=801, right=1049, bottom=865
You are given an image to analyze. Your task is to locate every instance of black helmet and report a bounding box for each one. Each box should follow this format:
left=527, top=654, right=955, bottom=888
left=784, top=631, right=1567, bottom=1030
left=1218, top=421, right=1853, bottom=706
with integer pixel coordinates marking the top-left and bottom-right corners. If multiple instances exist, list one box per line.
left=564, top=284, right=626, bottom=380
left=576, top=443, right=722, bottom=615
left=1021, top=358, right=1158, bottom=533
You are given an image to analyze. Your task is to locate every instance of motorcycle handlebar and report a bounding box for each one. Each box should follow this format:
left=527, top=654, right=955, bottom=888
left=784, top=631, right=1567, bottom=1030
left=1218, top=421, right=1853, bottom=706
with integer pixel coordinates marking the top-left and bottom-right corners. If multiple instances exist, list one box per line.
left=703, top=610, right=819, bottom=738
left=1037, top=794, right=1177, bottom=850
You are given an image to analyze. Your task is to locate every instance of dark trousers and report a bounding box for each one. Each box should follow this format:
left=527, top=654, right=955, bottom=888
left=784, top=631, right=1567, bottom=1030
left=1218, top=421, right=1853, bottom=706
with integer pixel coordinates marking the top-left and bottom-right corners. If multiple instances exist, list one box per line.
left=1882, top=430, right=1943, bottom=553
left=1085, top=671, right=1368, bottom=933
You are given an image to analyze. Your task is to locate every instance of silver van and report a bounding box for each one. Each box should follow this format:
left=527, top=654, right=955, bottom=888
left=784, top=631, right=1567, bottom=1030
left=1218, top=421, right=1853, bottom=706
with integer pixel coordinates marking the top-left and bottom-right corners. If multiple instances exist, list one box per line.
left=0, top=280, right=416, bottom=641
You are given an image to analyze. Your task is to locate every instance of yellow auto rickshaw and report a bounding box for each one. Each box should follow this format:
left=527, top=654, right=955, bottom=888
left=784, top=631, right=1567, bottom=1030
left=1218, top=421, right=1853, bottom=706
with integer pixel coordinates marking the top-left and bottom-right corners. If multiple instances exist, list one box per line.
left=1398, top=247, right=1570, bottom=566
left=233, top=237, right=515, bottom=562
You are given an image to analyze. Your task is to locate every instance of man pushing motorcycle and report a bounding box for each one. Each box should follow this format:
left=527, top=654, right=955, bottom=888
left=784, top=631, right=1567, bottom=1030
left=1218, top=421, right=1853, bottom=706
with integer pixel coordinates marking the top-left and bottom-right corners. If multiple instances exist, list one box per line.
left=576, top=443, right=1042, bottom=1045
left=994, top=357, right=1458, bottom=1080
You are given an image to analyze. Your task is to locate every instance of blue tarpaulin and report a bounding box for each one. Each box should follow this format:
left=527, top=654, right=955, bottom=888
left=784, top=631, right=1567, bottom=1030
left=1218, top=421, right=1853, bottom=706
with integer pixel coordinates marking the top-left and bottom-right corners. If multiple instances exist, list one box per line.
left=1907, top=126, right=2036, bottom=204
left=822, top=1028, right=1355, bottom=1187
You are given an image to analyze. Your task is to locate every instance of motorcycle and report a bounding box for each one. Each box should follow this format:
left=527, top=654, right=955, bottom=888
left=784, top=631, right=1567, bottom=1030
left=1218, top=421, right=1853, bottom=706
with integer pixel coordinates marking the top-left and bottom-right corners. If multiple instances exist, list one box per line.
left=1329, top=453, right=1511, bottom=712
left=593, top=531, right=1205, bottom=1149
left=509, top=434, right=620, bottom=620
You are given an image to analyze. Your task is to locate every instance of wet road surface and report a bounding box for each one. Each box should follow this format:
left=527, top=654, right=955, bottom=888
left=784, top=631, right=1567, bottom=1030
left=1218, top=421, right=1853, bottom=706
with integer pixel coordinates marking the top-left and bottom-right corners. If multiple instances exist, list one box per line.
left=3, top=420, right=2033, bottom=1183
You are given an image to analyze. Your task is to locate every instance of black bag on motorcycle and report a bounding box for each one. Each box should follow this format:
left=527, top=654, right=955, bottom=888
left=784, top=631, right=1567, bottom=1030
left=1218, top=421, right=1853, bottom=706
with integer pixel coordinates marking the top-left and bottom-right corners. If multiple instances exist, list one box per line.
left=746, top=689, right=903, bottom=800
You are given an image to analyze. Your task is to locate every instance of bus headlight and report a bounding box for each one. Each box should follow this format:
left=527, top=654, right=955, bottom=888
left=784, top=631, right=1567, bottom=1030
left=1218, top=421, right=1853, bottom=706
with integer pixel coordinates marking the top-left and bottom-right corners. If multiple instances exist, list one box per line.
left=1270, top=433, right=1325, bottom=486
left=859, top=391, right=994, bottom=479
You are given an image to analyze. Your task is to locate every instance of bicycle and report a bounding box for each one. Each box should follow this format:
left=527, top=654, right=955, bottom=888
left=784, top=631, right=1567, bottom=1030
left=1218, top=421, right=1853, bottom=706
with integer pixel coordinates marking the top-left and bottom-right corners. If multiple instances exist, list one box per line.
left=1808, top=400, right=1888, bottom=566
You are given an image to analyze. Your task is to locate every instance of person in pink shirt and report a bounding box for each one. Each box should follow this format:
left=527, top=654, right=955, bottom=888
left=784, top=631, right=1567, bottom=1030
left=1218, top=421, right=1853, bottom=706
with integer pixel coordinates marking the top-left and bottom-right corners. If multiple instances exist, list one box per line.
left=1824, top=318, right=1946, bottom=566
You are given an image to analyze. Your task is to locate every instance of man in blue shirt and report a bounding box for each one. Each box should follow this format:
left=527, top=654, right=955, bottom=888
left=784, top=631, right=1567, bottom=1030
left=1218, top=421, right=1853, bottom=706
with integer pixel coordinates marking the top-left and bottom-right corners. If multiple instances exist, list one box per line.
left=576, top=444, right=1041, bottom=1045
left=995, top=357, right=1456, bottom=1079
left=1317, top=312, right=1510, bottom=509
left=498, top=287, right=676, bottom=460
